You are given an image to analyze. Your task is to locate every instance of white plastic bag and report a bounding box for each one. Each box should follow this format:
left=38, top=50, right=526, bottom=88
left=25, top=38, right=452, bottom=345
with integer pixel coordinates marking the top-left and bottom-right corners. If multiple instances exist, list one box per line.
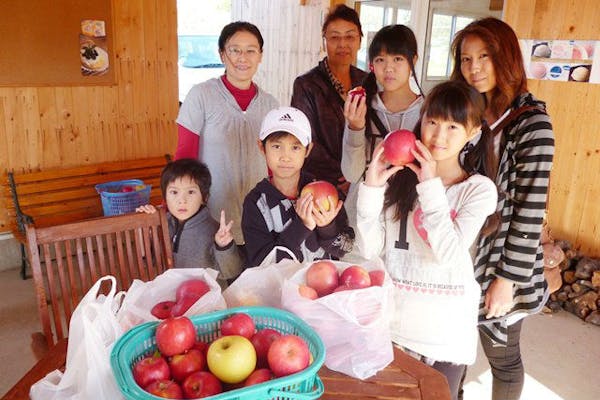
left=117, top=268, right=226, bottom=331
left=223, top=247, right=304, bottom=308
left=30, top=276, right=125, bottom=400
left=281, top=259, right=394, bottom=379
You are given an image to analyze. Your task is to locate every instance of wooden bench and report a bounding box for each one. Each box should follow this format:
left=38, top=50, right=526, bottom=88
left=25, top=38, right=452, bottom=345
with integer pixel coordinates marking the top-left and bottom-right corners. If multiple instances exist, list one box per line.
left=1, top=154, right=171, bottom=279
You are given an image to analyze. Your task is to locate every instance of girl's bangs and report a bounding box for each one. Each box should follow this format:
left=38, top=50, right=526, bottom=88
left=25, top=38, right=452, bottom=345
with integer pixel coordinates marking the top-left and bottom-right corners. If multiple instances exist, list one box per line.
left=424, top=90, right=471, bottom=125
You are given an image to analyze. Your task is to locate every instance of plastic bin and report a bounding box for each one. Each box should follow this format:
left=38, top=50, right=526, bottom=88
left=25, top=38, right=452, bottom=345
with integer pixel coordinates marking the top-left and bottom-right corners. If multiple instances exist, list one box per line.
left=95, top=179, right=151, bottom=216
left=110, top=306, right=325, bottom=400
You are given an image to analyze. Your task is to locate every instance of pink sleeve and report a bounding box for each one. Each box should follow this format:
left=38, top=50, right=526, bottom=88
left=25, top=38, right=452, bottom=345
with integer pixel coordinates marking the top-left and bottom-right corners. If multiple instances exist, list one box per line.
left=174, top=124, right=200, bottom=160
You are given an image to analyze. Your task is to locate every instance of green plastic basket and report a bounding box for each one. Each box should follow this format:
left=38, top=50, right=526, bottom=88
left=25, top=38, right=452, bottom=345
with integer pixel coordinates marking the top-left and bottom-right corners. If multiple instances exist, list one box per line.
left=111, top=306, right=325, bottom=400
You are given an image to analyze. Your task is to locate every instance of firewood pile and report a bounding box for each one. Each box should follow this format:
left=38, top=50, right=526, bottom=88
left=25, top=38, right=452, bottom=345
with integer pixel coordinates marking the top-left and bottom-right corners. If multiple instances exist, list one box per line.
left=542, top=226, right=600, bottom=326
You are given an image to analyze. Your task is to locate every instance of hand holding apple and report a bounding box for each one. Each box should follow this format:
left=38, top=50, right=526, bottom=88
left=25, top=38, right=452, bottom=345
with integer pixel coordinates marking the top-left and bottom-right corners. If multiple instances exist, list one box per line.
left=300, top=181, right=339, bottom=213
left=365, top=143, right=404, bottom=188
left=403, top=140, right=437, bottom=183
left=383, top=129, right=417, bottom=166
left=294, top=191, right=316, bottom=231
left=344, top=87, right=367, bottom=131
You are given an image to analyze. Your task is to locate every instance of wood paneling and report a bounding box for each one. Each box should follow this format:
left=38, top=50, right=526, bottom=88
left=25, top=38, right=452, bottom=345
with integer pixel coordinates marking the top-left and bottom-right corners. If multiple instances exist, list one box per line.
left=505, top=0, right=600, bottom=256
left=0, top=0, right=178, bottom=231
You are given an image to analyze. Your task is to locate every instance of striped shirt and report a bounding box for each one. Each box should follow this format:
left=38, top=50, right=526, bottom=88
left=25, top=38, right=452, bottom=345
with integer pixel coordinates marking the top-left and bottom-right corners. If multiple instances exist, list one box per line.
left=474, top=92, right=555, bottom=345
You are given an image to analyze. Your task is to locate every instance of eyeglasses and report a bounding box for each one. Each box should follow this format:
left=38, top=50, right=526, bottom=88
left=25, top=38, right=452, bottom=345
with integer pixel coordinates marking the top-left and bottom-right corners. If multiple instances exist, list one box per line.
left=324, top=33, right=360, bottom=44
left=225, top=46, right=261, bottom=59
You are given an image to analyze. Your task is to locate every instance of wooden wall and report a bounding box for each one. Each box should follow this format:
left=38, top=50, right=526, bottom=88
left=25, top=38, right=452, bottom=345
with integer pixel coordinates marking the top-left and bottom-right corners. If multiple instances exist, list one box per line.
left=505, top=0, right=600, bottom=256
left=0, top=0, right=179, bottom=231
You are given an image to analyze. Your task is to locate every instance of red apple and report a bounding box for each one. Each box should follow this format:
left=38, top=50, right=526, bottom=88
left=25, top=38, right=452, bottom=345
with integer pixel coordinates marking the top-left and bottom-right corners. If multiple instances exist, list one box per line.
left=383, top=129, right=417, bottom=166
left=251, top=328, right=282, bottom=368
left=155, top=316, right=196, bottom=357
left=268, top=334, right=310, bottom=377
left=244, top=368, right=273, bottom=387
left=121, top=186, right=135, bottom=193
left=333, top=285, right=351, bottom=293
left=192, top=340, right=209, bottom=354
left=339, top=265, right=371, bottom=289
left=306, top=260, right=339, bottom=297
left=298, top=284, right=318, bottom=300
left=300, top=180, right=339, bottom=212
left=181, top=371, right=222, bottom=399
left=170, top=295, right=197, bottom=317
left=348, top=85, right=366, bottom=99
left=168, top=349, right=206, bottom=383
left=369, top=270, right=385, bottom=286
left=220, top=313, right=255, bottom=339
left=144, top=379, right=183, bottom=399
left=132, top=352, right=170, bottom=388
left=151, top=301, right=176, bottom=320
left=176, top=279, right=210, bottom=302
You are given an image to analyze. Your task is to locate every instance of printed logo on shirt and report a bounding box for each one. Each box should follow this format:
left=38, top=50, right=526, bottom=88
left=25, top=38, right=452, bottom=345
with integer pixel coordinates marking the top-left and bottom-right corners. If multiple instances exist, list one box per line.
left=278, top=113, right=294, bottom=122
left=393, top=280, right=465, bottom=296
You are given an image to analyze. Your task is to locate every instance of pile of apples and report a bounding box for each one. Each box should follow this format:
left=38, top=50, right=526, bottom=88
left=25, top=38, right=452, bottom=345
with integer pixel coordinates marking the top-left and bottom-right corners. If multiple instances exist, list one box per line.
left=132, top=312, right=311, bottom=399
left=299, top=261, right=385, bottom=300
left=151, top=279, right=210, bottom=319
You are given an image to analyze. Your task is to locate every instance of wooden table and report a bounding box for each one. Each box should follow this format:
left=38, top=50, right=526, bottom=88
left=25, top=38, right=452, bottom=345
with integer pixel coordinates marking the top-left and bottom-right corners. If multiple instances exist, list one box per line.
left=2, top=340, right=450, bottom=400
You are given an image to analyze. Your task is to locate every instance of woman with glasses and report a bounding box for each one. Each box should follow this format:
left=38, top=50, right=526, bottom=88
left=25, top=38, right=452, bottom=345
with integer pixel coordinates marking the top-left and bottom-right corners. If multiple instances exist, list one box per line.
left=176, top=21, right=278, bottom=253
left=291, top=4, right=367, bottom=198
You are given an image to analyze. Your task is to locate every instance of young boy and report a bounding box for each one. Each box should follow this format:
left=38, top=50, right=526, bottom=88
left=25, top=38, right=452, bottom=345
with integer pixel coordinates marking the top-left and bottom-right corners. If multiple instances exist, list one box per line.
left=242, top=106, right=353, bottom=267
left=136, top=159, right=241, bottom=285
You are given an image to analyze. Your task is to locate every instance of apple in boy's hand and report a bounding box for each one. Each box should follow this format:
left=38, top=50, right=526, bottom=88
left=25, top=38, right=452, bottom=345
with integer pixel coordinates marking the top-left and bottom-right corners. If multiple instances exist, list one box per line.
left=306, top=260, right=339, bottom=297
left=267, top=335, right=310, bottom=377
left=168, top=349, right=206, bottom=382
left=369, top=270, right=385, bottom=287
left=244, top=368, right=273, bottom=387
left=181, top=371, right=222, bottom=398
left=155, top=316, right=196, bottom=357
left=339, top=265, right=371, bottom=289
left=176, top=279, right=210, bottom=302
left=383, top=129, right=417, bottom=166
left=348, top=85, right=366, bottom=99
left=251, top=328, right=282, bottom=368
left=144, top=379, right=183, bottom=399
left=207, top=335, right=257, bottom=383
left=300, top=181, right=339, bottom=212
left=151, top=301, right=176, bottom=320
left=132, top=352, right=170, bottom=388
left=220, top=313, right=256, bottom=338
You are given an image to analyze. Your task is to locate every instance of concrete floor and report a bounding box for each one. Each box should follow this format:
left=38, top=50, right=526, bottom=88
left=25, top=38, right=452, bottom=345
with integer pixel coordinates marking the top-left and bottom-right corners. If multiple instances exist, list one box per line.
left=1, top=266, right=599, bottom=399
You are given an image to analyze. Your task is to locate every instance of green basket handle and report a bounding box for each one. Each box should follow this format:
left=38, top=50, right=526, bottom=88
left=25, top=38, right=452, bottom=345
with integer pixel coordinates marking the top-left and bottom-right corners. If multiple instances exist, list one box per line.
left=267, top=376, right=324, bottom=400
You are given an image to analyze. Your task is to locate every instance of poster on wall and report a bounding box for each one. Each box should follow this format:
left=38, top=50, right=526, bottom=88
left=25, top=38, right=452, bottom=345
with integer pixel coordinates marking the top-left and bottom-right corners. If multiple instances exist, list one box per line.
left=520, top=39, right=600, bottom=83
left=80, top=19, right=109, bottom=76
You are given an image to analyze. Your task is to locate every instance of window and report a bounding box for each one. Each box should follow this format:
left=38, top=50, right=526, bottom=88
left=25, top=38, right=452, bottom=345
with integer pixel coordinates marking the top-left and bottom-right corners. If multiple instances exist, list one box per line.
left=425, top=12, right=474, bottom=79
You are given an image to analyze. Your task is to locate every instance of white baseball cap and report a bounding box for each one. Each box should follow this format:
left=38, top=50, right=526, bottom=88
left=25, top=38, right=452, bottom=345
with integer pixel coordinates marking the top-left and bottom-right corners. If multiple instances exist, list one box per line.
left=259, top=106, right=312, bottom=146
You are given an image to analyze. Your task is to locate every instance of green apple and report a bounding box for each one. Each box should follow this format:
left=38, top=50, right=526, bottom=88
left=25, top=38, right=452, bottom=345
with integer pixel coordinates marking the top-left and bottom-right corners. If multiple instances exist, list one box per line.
left=206, top=335, right=256, bottom=384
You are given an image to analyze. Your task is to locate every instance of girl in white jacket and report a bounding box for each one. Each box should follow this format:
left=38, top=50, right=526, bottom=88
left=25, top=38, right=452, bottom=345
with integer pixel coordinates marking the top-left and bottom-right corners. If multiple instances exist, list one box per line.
left=355, top=81, right=498, bottom=400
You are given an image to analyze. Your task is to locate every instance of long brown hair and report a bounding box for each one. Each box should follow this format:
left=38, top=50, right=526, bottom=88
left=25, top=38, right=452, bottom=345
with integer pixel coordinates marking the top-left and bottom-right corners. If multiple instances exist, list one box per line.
left=384, top=81, right=495, bottom=221
left=450, top=18, right=527, bottom=119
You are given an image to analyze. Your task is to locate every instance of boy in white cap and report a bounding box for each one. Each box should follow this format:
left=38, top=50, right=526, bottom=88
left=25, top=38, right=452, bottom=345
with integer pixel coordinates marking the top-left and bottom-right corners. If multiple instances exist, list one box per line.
left=242, top=106, right=352, bottom=267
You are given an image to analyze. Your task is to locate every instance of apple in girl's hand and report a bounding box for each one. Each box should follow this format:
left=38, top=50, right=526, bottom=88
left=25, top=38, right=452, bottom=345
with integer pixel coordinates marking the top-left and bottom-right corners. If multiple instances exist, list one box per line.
left=207, top=335, right=257, bottom=383
left=298, top=284, right=318, bottom=300
left=267, top=335, right=310, bottom=377
left=306, top=260, right=339, bottom=297
left=155, top=316, right=196, bottom=357
left=251, top=328, right=282, bottom=368
left=339, top=265, right=371, bottom=289
left=144, top=379, right=183, bottom=399
left=132, top=352, right=170, bottom=388
left=369, top=270, right=385, bottom=287
left=220, top=313, right=256, bottom=338
left=383, top=129, right=417, bottom=166
left=348, top=85, right=366, bottom=99
left=244, top=368, right=274, bottom=386
left=168, top=349, right=206, bottom=382
left=176, top=279, right=210, bottom=302
left=300, top=181, right=339, bottom=212
left=181, top=371, right=222, bottom=398
left=151, top=301, right=176, bottom=320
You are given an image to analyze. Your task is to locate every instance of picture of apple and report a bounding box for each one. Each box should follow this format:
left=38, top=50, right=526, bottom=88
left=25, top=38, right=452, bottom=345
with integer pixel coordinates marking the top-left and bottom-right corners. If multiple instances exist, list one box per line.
left=306, top=260, right=339, bottom=297
left=168, top=348, right=206, bottom=382
left=155, top=316, right=196, bottom=357
left=176, top=279, right=210, bottom=302
left=348, top=85, right=366, bottom=99
left=181, top=371, right=222, bottom=399
left=243, top=368, right=273, bottom=387
left=267, top=334, right=310, bottom=377
left=251, top=328, right=282, bottom=368
left=298, top=284, right=318, bottom=300
left=170, top=295, right=197, bottom=318
left=339, top=265, right=371, bottom=289
left=300, top=180, right=339, bottom=212
left=151, top=301, right=176, bottom=320
left=220, top=313, right=256, bottom=339
left=144, top=379, right=183, bottom=399
left=369, top=270, right=385, bottom=286
left=132, top=352, right=170, bottom=388
left=207, top=335, right=257, bottom=384
left=383, top=129, right=417, bottom=166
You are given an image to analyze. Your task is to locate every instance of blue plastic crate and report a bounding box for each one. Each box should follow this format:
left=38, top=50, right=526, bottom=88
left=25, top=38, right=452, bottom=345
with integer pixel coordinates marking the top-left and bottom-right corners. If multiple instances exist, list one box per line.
left=95, top=179, right=151, bottom=216
left=111, top=306, right=325, bottom=400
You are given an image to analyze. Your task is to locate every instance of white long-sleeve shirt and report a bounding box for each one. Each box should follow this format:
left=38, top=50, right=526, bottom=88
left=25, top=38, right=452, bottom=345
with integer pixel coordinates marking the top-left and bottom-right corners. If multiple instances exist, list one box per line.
left=356, top=175, right=497, bottom=365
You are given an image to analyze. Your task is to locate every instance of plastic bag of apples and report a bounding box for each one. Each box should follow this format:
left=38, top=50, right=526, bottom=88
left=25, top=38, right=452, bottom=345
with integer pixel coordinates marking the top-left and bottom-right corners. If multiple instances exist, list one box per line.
left=117, top=268, right=227, bottom=331
left=281, top=259, right=394, bottom=380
